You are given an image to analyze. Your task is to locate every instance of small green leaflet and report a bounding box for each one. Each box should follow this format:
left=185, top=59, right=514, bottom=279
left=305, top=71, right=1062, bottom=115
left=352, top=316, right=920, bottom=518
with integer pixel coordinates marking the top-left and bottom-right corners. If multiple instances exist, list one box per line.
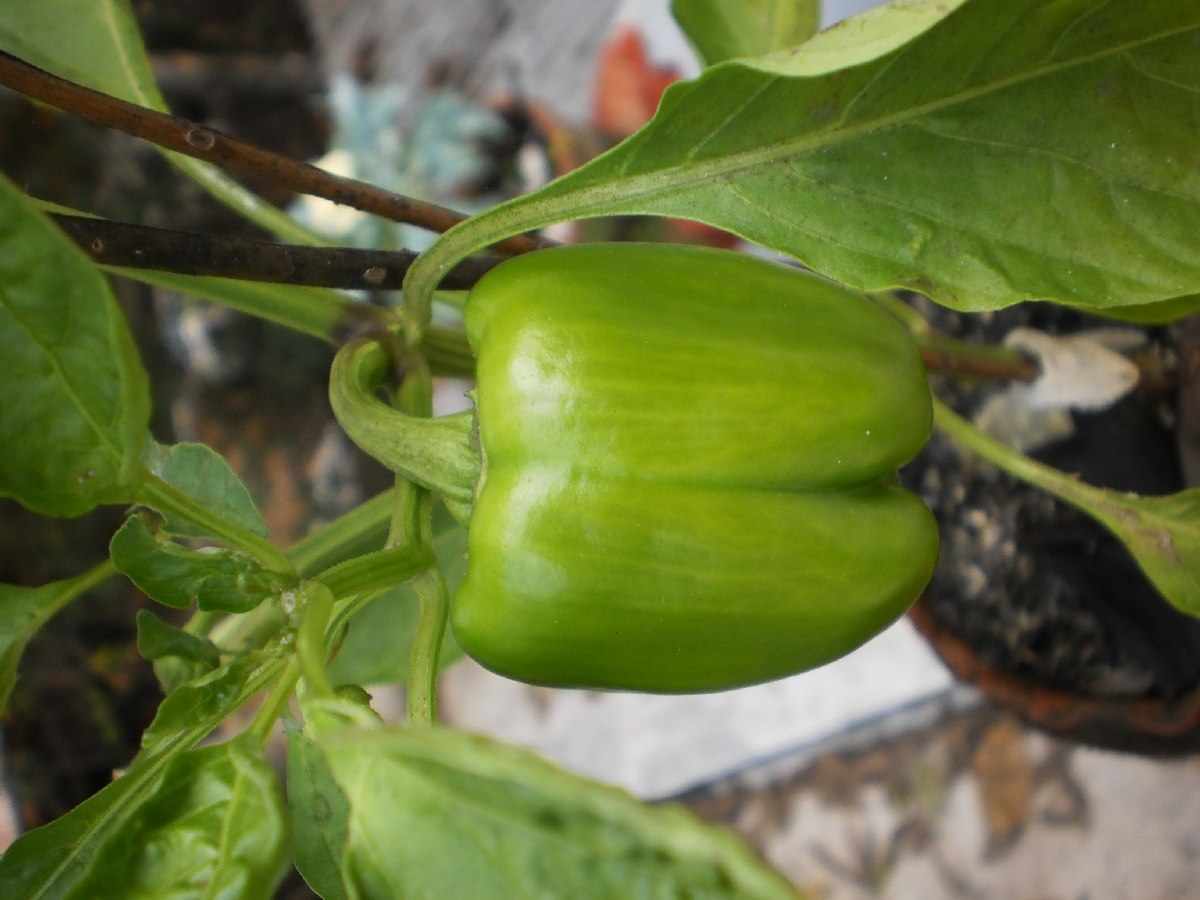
left=110, top=515, right=283, bottom=613
left=65, top=740, right=289, bottom=900
left=0, top=563, right=112, bottom=714
left=0, top=173, right=150, bottom=517
left=321, top=725, right=798, bottom=899
left=409, top=0, right=1200, bottom=315
left=135, top=608, right=223, bottom=696
left=672, top=0, right=820, bottom=65
left=141, top=440, right=269, bottom=539
left=135, top=609, right=221, bottom=669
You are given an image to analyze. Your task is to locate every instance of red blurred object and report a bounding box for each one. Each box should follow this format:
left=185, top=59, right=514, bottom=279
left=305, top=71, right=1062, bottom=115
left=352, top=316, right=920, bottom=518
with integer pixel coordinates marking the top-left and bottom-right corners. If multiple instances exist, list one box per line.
left=592, top=25, right=679, bottom=138
left=592, top=26, right=739, bottom=249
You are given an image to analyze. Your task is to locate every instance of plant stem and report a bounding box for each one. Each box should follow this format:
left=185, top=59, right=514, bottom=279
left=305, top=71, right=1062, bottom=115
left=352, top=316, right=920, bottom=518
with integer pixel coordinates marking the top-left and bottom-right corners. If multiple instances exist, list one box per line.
left=329, top=339, right=480, bottom=513
left=289, top=489, right=395, bottom=576
left=135, top=471, right=295, bottom=577
left=407, top=567, right=449, bottom=726
left=246, top=658, right=300, bottom=748
left=870, top=291, right=1039, bottom=382
left=53, top=213, right=503, bottom=292
left=933, top=398, right=1093, bottom=505
left=296, top=583, right=336, bottom=702
left=0, top=50, right=544, bottom=255
left=313, top=545, right=435, bottom=598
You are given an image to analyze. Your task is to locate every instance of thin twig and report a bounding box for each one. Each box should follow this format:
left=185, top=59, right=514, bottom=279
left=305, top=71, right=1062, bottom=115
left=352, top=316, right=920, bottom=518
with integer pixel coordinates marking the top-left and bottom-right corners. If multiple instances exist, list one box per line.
left=0, top=50, right=547, bottom=256
left=53, top=214, right=501, bottom=291
left=920, top=344, right=1038, bottom=382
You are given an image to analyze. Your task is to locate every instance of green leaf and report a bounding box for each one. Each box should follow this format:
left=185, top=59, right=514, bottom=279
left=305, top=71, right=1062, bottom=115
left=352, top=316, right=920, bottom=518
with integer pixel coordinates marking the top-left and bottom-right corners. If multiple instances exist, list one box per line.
left=142, top=440, right=268, bottom=539
left=135, top=608, right=221, bottom=669
left=0, top=0, right=323, bottom=243
left=287, top=729, right=352, bottom=900
left=327, top=510, right=467, bottom=686
left=66, top=740, right=288, bottom=900
left=0, top=173, right=150, bottom=517
left=321, top=726, right=798, bottom=899
left=934, top=401, right=1200, bottom=616
left=1083, top=294, right=1200, bottom=325
left=107, top=267, right=360, bottom=344
left=140, top=652, right=271, bottom=750
left=0, top=758, right=153, bottom=899
left=136, top=608, right=223, bottom=696
left=111, top=516, right=284, bottom=613
left=672, top=0, right=819, bottom=65
left=0, top=563, right=112, bottom=714
left=0, top=652, right=287, bottom=898
left=409, top=0, right=1200, bottom=315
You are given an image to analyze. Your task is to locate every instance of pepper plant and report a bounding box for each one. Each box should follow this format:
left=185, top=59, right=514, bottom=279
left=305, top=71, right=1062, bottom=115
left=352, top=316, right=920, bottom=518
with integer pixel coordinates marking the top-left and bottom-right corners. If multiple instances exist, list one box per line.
left=2, top=0, right=1200, bottom=897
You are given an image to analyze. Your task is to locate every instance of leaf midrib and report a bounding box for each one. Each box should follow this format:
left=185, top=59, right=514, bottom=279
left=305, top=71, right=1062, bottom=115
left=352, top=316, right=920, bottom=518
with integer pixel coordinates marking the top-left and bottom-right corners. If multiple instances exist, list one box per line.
left=563, top=12, right=1200, bottom=215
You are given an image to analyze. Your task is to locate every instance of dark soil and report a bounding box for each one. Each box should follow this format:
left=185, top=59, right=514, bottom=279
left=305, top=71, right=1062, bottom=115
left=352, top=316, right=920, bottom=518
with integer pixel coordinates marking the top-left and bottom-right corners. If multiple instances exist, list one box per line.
left=905, top=298, right=1200, bottom=706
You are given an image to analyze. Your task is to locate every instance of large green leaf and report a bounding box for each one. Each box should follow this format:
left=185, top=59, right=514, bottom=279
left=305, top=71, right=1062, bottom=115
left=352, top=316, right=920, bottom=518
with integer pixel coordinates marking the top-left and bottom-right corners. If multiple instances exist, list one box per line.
left=321, top=725, right=798, bottom=899
left=0, top=652, right=286, bottom=898
left=672, top=0, right=820, bottom=65
left=66, top=740, right=288, bottom=900
left=0, top=0, right=322, bottom=243
left=408, top=0, right=1200, bottom=314
left=0, top=564, right=112, bottom=715
left=0, top=173, right=150, bottom=516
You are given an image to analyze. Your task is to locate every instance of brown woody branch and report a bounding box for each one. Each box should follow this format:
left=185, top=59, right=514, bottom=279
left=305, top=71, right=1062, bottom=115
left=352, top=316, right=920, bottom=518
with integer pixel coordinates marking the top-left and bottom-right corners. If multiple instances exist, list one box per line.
left=53, top=214, right=501, bottom=291
left=0, top=50, right=547, bottom=257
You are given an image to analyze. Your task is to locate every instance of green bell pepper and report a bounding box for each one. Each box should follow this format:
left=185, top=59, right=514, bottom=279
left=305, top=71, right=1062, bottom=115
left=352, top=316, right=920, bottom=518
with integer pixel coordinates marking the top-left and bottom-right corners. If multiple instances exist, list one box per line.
left=331, top=243, right=938, bottom=693
left=453, top=243, right=937, bottom=692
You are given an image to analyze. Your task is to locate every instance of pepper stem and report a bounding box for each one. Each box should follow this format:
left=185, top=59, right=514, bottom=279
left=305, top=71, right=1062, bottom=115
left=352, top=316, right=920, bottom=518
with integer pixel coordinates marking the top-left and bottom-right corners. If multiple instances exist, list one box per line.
left=329, top=338, right=480, bottom=523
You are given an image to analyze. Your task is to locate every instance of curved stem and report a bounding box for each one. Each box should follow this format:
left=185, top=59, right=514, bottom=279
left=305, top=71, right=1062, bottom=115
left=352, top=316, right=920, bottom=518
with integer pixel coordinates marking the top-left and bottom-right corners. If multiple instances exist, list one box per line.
left=329, top=338, right=480, bottom=517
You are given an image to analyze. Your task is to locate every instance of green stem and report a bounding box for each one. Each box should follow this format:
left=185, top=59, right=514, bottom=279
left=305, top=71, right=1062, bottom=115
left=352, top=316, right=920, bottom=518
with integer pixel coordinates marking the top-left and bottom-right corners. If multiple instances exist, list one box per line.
left=135, top=471, right=295, bottom=578
left=40, top=561, right=117, bottom=626
left=297, top=582, right=336, bottom=702
left=407, top=567, right=449, bottom=725
left=71, top=558, right=116, bottom=597
left=382, top=345, right=451, bottom=723
left=329, top=338, right=480, bottom=519
left=313, top=545, right=435, bottom=598
left=871, top=291, right=1037, bottom=382
left=246, top=658, right=300, bottom=748
left=933, top=398, right=1096, bottom=507
left=289, top=488, right=396, bottom=578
